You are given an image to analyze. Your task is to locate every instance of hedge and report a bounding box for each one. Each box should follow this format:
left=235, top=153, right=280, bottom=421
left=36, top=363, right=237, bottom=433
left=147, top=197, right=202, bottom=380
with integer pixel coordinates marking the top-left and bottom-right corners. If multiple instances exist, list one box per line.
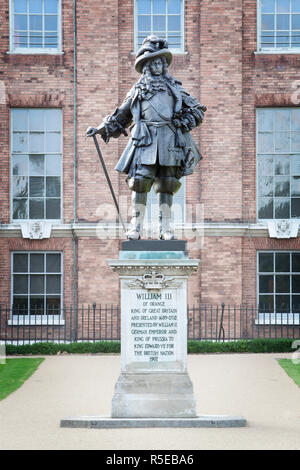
left=4, top=338, right=298, bottom=355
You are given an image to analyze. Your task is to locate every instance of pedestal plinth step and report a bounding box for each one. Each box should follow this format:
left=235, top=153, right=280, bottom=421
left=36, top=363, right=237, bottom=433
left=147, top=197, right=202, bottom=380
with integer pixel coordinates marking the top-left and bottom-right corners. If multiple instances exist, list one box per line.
left=60, top=416, right=247, bottom=428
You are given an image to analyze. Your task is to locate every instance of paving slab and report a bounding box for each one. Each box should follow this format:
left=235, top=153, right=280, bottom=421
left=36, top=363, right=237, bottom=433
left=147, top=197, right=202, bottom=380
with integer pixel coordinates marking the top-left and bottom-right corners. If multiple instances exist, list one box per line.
left=0, top=353, right=300, bottom=450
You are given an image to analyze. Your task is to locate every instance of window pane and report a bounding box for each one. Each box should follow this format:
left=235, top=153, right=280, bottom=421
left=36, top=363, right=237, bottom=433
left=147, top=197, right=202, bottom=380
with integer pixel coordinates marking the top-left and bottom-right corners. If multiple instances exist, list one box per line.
left=45, top=109, right=61, bottom=131
left=14, top=14, right=27, bottom=30
left=291, top=109, right=300, bottom=130
left=261, top=0, right=275, bottom=13
left=46, top=297, right=60, bottom=313
left=292, top=295, right=300, bottom=312
left=257, top=109, right=274, bottom=131
left=259, top=252, right=274, bottom=272
left=275, top=109, right=290, bottom=131
left=262, top=31, right=275, bottom=47
left=262, top=14, right=275, bottom=30
left=292, top=0, right=300, bottom=13
left=153, top=0, right=166, bottom=14
left=276, top=295, right=290, bottom=312
left=168, top=15, right=180, bottom=31
left=29, top=176, right=44, bottom=197
left=259, top=295, right=274, bottom=312
left=29, top=15, right=42, bottom=30
left=275, top=198, right=290, bottom=218
left=45, top=15, right=57, bottom=31
left=30, top=0, right=42, bottom=13
left=277, top=0, right=290, bottom=13
left=291, top=198, right=300, bottom=217
left=276, top=252, right=290, bottom=272
left=29, top=109, right=44, bottom=131
left=258, top=156, right=273, bottom=175
left=258, top=176, right=273, bottom=196
left=276, top=274, right=290, bottom=293
left=291, top=155, right=300, bottom=175
left=12, top=109, right=28, bottom=131
left=13, top=199, right=28, bottom=219
left=292, top=14, right=300, bottom=29
left=277, top=31, right=289, bottom=47
left=14, top=0, right=27, bottom=13
left=138, top=0, right=151, bottom=14
left=13, top=133, right=28, bottom=153
left=46, top=253, right=61, bottom=272
left=291, top=176, right=300, bottom=196
left=275, top=155, right=289, bottom=175
left=276, top=14, right=290, bottom=30
left=29, top=0, right=42, bottom=13
left=138, top=15, right=151, bottom=31
left=275, top=176, right=290, bottom=196
left=258, top=133, right=273, bottom=153
left=274, top=132, right=290, bottom=153
left=45, top=133, right=61, bottom=152
left=292, top=31, right=300, bottom=46
left=258, top=197, right=273, bottom=218
left=29, top=198, right=44, bottom=218
left=29, top=133, right=44, bottom=153
left=46, top=176, right=60, bottom=197
left=29, top=155, right=44, bottom=176
left=292, top=253, right=300, bottom=271
left=46, top=198, right=60, bottom=219
left=259, top=275, right=274, bottom=293
left=30, top=253, right=44, bottom=272
left=13, top=297, right=28, bottom=315
left=44, top=0, right=58, bottom=14
left=13, top=176, right=28, bottom=197
left=46, top=275, right=61, bottom=294
left=45, top=155, right=60, bottom=175
left=292, top=275, right=300, bottom=293
left=153, top=15, right=166, bottom=31
left=13, top=155, right=28, bottom=175
left=45, top=32, right=58, bottom=47
left=30, top=296, right=44, bottom=314
left=30, top=275, right=44, bottom=293
left=291, top=132, right=300, bottom=152
left=14, top=275, right=28, bottom=294
left=168, top=0, right=181, bottom=14
left=29, top=31, right=42, bottom=47
left=14, top=254, right=28, bottom=272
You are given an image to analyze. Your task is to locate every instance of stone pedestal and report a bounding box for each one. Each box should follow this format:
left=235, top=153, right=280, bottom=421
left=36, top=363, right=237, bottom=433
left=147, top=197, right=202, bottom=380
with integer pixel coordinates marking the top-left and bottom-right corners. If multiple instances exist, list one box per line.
left=109, top=240, right=199, bottom=418
left=60, top=240, right=247, bottom=428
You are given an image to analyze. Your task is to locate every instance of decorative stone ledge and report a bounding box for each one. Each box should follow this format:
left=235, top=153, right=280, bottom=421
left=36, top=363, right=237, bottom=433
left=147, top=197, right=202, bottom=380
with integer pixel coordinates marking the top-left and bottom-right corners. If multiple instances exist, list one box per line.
left=0, top=221, right=295, bottom=239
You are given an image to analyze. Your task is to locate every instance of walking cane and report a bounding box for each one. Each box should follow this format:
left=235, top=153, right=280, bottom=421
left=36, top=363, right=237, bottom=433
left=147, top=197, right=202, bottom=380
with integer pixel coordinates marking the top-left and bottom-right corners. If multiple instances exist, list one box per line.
left=91, top=133, right=127, bottom=234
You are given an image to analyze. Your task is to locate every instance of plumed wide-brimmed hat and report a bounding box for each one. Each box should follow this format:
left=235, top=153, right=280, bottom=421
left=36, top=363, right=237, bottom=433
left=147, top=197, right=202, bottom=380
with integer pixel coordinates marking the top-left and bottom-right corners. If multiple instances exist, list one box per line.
left=135, top=35, right=173, bottom=74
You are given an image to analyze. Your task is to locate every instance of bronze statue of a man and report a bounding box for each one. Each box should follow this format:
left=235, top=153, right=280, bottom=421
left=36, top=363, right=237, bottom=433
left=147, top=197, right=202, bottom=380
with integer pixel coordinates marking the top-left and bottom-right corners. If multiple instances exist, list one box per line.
left=87, top=35, right=206, bottom=240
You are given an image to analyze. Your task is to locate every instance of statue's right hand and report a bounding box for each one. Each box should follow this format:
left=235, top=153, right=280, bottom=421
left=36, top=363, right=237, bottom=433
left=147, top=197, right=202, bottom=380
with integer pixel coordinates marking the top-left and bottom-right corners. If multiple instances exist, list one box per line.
left=86, top=126, right=98, bottom=137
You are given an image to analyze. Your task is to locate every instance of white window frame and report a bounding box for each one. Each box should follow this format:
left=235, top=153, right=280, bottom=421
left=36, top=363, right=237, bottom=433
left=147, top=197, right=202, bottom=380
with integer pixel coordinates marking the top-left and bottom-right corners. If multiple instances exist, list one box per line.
left=256, top=107, right=300, bottom=221
left=256, top=250, right=300, bottom=324
left=257, top=0, right=300, bottom=53
left=134, top=0, right=185, bottom=54
left=9, top=251, right=64, bottom=325
left=10, top=108, right=63, bottom=223
left=9, top=0, right=62, bottom=54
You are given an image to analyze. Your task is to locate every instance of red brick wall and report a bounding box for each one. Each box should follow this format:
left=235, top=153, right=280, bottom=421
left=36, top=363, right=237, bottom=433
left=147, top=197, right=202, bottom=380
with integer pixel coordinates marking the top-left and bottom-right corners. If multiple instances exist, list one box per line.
left=0, top=0, right=75, bottom=224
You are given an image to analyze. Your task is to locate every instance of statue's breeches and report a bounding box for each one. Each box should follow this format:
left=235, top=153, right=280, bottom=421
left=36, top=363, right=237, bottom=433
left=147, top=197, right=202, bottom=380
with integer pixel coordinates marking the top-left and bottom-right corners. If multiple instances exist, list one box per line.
left=127, top=163, right=181, bottom=195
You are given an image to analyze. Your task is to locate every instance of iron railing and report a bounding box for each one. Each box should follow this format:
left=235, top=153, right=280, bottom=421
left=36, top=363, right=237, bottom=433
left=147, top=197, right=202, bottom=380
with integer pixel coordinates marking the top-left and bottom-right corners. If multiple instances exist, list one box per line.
left=0, top=303, right=300, bottom=345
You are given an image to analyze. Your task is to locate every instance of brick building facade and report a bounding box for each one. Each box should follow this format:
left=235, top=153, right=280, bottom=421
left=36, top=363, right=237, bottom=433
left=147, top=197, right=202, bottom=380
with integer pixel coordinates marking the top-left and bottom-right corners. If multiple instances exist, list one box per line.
left=1, top=0, right=300, bottom=340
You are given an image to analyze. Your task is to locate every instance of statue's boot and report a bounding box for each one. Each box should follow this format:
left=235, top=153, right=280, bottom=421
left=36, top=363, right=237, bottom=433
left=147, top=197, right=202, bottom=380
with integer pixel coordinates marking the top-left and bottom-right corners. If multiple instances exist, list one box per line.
left=159, top=193, right=175, bottom=240
left=126, top=192, right=147, bottom=240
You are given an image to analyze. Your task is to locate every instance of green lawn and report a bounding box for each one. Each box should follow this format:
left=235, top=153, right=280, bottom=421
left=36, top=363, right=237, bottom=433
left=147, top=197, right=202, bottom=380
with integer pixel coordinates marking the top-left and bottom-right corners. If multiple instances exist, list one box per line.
left=0, top=358, right=44, bottom=400
left=278, top=359, right=300, bottom=389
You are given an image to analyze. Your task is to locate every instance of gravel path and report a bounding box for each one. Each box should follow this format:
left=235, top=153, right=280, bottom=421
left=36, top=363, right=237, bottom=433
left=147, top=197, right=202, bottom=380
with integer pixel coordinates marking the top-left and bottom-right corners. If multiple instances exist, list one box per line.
left=0, top=353, right=300, bottom=450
